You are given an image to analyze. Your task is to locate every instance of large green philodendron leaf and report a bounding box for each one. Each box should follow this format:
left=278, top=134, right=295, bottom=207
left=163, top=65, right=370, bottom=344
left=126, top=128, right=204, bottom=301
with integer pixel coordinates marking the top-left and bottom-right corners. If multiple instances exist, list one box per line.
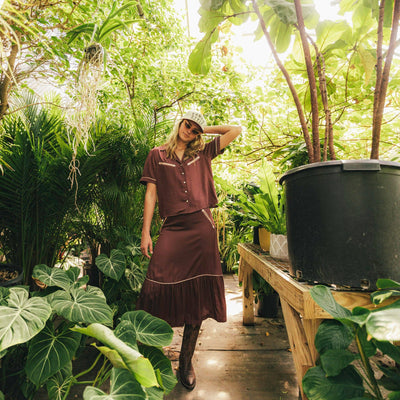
left=25, top=322, right=81, bottom=386
left=96, top=249, right=126, bottom=281
left=314, top=320, right=354, bottom=355
left=72, top=323, right=158, bottom=388
left=120, top=310, right=173, bottom=347
left=0, top=287, right=52, bottom=351
left=32, top=264, right=75, bottom=290
left=320, top=349, right=359, bottom=377
left=139, top=345, right=177, bottom=394
left=49, top=286, right=113, bottom=326
left=0, top=391, right=3, bottom=400
left=188, top=29, right=219, bottom=75
left=83, top=368, right=146, bottom=400
left=302, top=365, right=365, bottom=400
left=310, top=285, right=352, bottom=319
left=45, top=361, right=73, bottom=400
left=115, top=320, right=139, bottom=350
left=366, top=304, right=400, bottom=341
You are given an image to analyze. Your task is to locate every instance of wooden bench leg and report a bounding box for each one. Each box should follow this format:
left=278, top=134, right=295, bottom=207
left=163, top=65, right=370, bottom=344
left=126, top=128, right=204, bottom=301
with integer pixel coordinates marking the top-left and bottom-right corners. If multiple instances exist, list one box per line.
left=280, top=299, right=315, bottom=400
left=303, top=318, right=323, bottom=364
left=239, top=258, right=254, bottom=326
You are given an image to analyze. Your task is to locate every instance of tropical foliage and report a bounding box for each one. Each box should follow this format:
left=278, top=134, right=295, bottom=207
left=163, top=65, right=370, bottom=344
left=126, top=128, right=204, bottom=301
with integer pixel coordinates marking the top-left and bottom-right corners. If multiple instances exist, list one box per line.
left=189, top=0, right=400, bottom=163
left=304, top=279, right=400, bottom=399
left=0, top=260, right=176, bottom=399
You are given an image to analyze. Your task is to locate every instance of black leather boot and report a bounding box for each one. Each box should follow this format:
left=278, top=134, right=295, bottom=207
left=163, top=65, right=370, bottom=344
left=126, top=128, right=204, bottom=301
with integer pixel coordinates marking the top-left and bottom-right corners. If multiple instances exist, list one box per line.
left=179, top=324, right=201, bottom=390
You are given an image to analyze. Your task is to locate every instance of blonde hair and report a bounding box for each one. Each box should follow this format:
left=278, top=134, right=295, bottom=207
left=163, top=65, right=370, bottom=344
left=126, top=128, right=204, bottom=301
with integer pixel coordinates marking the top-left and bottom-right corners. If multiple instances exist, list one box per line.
left=164, top=120, right=205, bottom=160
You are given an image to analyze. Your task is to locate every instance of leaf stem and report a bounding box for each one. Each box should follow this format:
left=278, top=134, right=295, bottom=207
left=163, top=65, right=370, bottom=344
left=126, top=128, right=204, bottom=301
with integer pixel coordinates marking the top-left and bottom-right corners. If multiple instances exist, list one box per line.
left=355, top=328, right=383, bottom=399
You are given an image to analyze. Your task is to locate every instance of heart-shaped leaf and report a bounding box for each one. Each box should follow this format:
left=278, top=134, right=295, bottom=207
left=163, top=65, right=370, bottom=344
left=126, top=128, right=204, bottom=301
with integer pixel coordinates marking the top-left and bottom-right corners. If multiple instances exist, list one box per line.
left=49, top=286, right=113, bottom=326
left=120, top=310, right=173, bottom=347
left=25, top=322, right=81, bottom=385
left=32, top=264, right=73, bottom=291
left=72, top=323, right=158, bottom=388
left=96, top=250, right=126, bottom=281
left=139, top=345, right=177, bottom=394
left=0, top=288, right=52, bottom=351
left=83, top=368, right=146, bottom=399
left=45, top=362, right=73, bottom=400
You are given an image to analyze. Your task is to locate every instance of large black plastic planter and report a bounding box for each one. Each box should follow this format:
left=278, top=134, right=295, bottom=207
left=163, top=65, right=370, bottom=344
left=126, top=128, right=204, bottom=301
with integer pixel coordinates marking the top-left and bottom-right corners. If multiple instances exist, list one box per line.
left=279, top=160, right=400, bottom=290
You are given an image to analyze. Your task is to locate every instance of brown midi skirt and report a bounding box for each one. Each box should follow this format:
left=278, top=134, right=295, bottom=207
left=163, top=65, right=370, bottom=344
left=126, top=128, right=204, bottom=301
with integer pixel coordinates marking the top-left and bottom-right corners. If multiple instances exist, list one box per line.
left=136, top=208, right=227, bottom=327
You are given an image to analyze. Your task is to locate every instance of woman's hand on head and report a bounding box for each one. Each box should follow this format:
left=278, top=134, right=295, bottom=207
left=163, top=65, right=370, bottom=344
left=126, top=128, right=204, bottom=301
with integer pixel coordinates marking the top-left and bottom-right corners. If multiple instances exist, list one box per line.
left=141, top=232, right=153, bottom=259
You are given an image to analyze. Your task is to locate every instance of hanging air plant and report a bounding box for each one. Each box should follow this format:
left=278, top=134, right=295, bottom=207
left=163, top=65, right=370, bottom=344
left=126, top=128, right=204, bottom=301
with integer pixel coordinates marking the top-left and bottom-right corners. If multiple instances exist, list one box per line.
left=84, top=42, right=104, bottom=66
left=65, top=1, right=141, bottom=193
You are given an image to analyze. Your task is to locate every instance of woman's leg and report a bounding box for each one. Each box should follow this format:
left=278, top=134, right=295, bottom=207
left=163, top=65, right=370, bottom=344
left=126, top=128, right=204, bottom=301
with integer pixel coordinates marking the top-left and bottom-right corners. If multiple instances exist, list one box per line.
left=179, top=323, right=201, bottom=390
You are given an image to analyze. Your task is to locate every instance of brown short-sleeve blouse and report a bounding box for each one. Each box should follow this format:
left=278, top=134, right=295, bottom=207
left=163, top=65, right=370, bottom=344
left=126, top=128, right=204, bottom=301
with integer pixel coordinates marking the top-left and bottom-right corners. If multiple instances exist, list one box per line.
left=140, top=136, right=224, bottom=218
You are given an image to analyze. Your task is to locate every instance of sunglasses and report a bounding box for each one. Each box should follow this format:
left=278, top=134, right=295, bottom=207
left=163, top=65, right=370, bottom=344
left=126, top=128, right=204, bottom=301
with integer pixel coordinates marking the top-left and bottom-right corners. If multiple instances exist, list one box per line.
left=184, top=120, right=202, bottom=136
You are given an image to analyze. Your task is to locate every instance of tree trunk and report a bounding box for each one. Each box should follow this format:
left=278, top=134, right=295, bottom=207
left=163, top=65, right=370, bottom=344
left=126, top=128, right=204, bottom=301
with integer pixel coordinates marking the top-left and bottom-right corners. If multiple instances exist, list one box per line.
left=371, top=0, right=400, bottom=159
left=0, top=39, right=20, bottom=119
left=294, top=0, right=320, bottom=162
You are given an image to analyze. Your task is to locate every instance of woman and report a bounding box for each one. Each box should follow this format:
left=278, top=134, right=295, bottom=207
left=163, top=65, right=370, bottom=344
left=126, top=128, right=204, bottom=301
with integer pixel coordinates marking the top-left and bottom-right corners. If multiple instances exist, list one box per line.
left=137, top=110, right=241, bottom=390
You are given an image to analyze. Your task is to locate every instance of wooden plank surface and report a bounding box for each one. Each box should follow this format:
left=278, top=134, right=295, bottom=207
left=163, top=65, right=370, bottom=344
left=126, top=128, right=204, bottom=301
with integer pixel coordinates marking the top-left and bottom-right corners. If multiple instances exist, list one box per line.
left=238, top=243, right=388, bottom=319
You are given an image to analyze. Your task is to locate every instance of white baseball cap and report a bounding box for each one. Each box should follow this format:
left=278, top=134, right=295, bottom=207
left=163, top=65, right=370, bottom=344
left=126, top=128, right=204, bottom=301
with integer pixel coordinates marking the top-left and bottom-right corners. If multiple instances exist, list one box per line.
left=181, top=110, right=207, bottom=132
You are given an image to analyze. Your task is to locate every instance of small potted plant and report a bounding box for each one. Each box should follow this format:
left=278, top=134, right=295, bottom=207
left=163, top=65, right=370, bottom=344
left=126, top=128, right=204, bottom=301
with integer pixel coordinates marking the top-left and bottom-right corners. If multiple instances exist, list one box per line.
left=253, top=270, right=280, bottom=318
left=236, top=162, right=288, bottom=260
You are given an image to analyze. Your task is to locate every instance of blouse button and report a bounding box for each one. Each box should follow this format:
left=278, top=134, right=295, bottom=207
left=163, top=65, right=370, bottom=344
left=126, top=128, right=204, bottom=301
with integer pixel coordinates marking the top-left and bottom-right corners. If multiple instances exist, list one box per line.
left=184, top=190, right=188, bottom=193
left=183, top=181, right=186, bottom=184
left=186, top=200, right=189, bottom=203
left=181, top=172, right=185, bottom=175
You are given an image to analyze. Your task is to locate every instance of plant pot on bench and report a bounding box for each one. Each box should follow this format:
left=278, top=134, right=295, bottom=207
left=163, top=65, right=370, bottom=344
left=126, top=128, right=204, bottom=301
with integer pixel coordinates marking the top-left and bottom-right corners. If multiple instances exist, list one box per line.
left=280, top=160, right=400, bottom=290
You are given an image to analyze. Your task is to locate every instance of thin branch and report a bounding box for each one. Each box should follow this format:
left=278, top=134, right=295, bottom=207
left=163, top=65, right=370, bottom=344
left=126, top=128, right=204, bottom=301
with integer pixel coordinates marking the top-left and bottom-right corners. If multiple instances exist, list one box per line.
left=371, top=0, right=400, bottom=159
left=294, top=0, right=320, bottom=162
left=251, top=0, right=314, bottom=163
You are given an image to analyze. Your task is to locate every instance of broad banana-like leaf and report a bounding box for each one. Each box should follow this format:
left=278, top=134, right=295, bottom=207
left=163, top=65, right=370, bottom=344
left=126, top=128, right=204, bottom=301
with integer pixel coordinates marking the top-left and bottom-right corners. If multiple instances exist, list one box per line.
left=83, top=368, right=146, bottom=399
left=310, top=285, right=352, bottom=319
left=139, top=345, right=177, bottom=394
left=366, top=303, right=400, bottom=341
left=120, top=310, right=173, bottom=347
left=302, top=365, right=364, bottom=400
left=32, top=264, right=74, bottom=291
left=49, top=286, right=113, bottom=326
left=314, top=320, right=353, bottom=355
left=320, top=349, right=359, bottom=377
left=0, top=287, right=52, bottom=351
left=188, top=29, right=219, bottom=75
left=25, top=322, right=81, bottom=386
left=96, top=249, right=126, bottom=281
left=45, top=362, right=73, bottom=400
left=0, top=391, right=3, bottom=400
left=72, top=323, right=158, bottom=388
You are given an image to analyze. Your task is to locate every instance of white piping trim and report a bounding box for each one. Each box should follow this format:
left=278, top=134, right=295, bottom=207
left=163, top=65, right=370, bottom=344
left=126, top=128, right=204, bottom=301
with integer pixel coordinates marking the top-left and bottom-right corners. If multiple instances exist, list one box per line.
left=159, top=162, right=176, bottom=167
left=145, top=273, right=223, bottom=285
left=187, top=156, right=200, bottom=166
left=201, top=209, right=215, bottom=229
left=143, top=176, right=156, bottom=182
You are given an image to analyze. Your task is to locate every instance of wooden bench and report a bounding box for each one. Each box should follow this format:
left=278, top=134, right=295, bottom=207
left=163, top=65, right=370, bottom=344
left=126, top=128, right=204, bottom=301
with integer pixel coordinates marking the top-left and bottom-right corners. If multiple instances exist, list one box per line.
left=238, top=242, right=381, bottom=400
